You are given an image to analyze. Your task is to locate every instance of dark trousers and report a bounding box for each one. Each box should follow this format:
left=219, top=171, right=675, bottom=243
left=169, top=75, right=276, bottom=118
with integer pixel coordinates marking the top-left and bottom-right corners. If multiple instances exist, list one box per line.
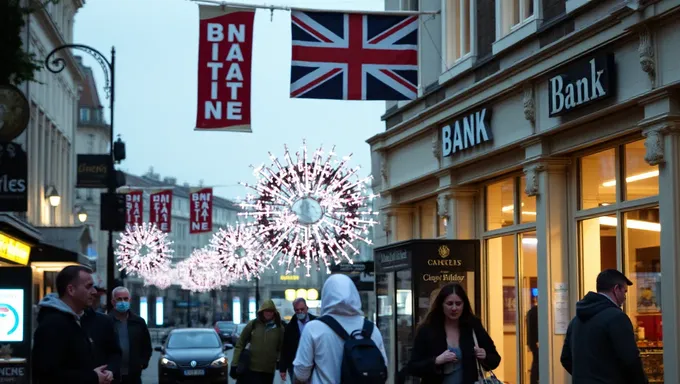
left=530, top=349, right=539, bottom=384
left=121, top=373, right=142, bottom=384
left=237, top=370, right=275, bottom=384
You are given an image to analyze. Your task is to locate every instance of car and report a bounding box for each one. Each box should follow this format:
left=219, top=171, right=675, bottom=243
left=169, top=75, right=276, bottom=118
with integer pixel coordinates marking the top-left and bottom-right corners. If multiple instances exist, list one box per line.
left=156, top=328, right=233, bottom=384
left=230, top=323, right=248, bottom=345
left=213, top=321, right=236, bottom=342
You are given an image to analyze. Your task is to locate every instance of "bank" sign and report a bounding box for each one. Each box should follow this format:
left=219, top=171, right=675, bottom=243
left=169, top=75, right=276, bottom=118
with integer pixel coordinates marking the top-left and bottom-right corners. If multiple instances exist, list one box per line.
left=549, top=53, right=615, bottom=117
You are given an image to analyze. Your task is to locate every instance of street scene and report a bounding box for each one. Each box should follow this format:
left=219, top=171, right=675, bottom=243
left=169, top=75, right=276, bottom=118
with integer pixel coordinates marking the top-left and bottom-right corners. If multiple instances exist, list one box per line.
left=1, top=0, right=679, bottom=383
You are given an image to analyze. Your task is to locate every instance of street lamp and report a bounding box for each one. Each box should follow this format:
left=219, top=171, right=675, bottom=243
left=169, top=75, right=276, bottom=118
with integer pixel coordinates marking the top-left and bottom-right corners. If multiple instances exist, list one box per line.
left=45, top=186, right=60, bottom=225
left=45, top=44, right=117, bottom=310
left=76, top=206, right=88, bottom=223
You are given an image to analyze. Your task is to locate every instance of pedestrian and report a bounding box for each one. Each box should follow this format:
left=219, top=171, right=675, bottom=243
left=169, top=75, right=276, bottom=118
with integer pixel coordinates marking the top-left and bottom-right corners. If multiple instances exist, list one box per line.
left=560, top=269, right=648, bottom=383
left=82, top=282, right=123, bottom=384
left=32, top=265, right=114, bottom=384
left=229, top=299, right=285, bottom=384
left=279, top=297, right=317, bottom=382
left=526, top=296, right=538, bottom=384
left=408, top=283, right=501, bottom=384
left=293, top=274, right=388, bottom=384
left=109, top=287, right=153, bottom=384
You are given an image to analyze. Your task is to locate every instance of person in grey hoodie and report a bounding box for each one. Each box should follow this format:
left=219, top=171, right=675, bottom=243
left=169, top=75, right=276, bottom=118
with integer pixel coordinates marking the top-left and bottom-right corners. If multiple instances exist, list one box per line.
left=293, top=274, right=388, bottom=383
left=32, top=265, right=114, bottom=384
left=560, top=269, right=648, bottom=384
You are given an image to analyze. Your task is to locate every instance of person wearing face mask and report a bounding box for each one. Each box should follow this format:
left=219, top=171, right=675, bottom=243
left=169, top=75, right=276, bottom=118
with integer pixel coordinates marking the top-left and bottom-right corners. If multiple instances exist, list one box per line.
left=561, top=269, right=648, bottom=384
left=108, top=287, right=152, bottom=384
left=279, top=297, right=317, bottom=382
left=230, top=299, right=285, bottom=384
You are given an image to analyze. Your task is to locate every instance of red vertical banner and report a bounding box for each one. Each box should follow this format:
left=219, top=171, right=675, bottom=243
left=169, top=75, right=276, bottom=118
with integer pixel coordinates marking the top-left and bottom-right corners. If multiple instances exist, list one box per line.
left=125, top=190, right=143, bottom=228
left=195, top=4, right=255, bottom=132
left=190, top=187, right=213, bottom=234
left=150, top=189, right=173, bottom=233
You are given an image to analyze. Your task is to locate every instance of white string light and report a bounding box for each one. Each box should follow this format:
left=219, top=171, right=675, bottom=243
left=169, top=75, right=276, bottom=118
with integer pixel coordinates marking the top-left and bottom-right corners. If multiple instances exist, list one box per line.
left=115, top=223, right=174, bottom=278
left=175, top=247, right=231, bottom=292
left=239, top=141, right=379, bottom=276
left=210, top=224, right=268, bottom=281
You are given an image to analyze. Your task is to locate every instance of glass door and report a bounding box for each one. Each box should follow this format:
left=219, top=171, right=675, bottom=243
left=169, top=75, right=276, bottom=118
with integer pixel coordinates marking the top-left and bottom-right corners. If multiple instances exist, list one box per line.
left=395, top=269, right=413, bottom=379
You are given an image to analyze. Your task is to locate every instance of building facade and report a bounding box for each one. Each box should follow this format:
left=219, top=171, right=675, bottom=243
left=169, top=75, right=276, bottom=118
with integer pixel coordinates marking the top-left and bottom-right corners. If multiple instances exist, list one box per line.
left=371, top=1, right=679, bottom=383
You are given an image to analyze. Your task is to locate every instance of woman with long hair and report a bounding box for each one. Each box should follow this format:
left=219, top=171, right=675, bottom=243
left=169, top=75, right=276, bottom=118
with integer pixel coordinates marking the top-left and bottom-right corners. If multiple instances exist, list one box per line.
left=408, top=283, right=500, bottom=384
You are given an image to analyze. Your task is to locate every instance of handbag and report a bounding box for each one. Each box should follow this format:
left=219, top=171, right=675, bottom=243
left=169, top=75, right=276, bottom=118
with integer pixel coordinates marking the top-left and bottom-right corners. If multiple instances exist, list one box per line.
left=235, top=321, right=254, bottom=375
left=472, top=330, right=503, bottom=384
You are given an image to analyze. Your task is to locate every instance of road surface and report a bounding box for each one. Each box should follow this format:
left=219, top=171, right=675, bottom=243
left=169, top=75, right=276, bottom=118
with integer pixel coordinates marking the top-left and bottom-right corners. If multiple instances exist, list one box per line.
left=141, top=347, right=293, bottom=384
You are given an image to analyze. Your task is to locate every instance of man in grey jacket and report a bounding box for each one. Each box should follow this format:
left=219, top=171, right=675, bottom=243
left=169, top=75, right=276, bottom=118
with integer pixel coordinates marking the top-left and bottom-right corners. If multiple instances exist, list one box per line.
left=560, top=269, right=648, bottom=383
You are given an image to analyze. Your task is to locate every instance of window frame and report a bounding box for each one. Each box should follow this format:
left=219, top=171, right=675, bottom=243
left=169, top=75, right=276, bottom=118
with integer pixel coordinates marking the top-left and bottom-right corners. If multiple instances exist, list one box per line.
left=574, top=137, right=660, bottom=299
left=439, top=0, right=477, bottom=83
left=492, top=0, right=541, bottom=55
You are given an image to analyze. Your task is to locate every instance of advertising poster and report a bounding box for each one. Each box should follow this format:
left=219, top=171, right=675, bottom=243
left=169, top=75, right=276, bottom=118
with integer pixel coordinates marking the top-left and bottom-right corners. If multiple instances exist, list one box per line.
left=0, top=289, right=24, bottom=342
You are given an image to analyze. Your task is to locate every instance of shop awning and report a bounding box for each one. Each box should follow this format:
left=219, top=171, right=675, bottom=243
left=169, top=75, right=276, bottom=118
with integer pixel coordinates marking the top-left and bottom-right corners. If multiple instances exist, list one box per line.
left=30, top=225, right=93, bottom=268
left=0, top=214, right=42, bottom=266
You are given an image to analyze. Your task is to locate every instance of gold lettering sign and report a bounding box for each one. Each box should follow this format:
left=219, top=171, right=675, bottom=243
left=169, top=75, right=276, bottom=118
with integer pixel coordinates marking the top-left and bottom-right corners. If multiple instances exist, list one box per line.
left=0, top=232, right=30, bottom=265
left=422, top=273, right=466, bottom=283
left=78, top=163, right=108, bottom=173
left=427, top=259, right=462, bottom=267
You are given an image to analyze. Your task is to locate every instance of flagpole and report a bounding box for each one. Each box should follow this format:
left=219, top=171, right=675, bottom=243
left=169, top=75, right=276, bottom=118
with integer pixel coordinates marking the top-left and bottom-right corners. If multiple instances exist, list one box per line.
left=189, top=0, right=439, bottom=16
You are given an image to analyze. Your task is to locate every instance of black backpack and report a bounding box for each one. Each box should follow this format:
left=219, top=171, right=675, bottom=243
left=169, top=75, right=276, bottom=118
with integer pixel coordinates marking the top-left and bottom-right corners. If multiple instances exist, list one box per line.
left=317, top=315, right=388, bottom=384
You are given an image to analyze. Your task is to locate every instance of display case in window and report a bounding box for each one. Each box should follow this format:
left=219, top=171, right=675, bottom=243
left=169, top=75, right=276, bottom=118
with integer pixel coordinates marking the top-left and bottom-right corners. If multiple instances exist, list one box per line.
left=374, top=239, right=481, bottom=383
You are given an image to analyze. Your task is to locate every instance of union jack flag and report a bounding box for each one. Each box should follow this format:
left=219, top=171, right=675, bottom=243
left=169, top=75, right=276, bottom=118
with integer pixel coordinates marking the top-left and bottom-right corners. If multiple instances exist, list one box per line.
left=290, top=11, right=419, bottom=101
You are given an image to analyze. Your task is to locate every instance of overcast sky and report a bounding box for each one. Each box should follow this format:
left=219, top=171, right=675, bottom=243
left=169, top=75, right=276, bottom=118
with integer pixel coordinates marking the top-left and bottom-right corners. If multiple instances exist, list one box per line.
left=74, top=0, right=386, bottom=200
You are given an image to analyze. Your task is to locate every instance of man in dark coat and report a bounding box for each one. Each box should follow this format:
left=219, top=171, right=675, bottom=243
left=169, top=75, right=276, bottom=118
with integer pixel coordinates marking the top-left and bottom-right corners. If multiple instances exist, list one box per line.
left=109, top=286, right=152, bottom=384
left=561, top=269, right=648, bottom=384
left=526, top=300, right=538, bottom=384
left=32, top=265, right=114, bottom=384
left=279, top=298, right=316, bottom=382
left=82, top=283, right=122, bottom=383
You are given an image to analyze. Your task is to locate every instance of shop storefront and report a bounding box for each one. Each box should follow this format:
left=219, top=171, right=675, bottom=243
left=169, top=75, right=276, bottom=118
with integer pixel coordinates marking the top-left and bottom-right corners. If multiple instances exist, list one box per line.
left=368, top=5, right=680, bottom=384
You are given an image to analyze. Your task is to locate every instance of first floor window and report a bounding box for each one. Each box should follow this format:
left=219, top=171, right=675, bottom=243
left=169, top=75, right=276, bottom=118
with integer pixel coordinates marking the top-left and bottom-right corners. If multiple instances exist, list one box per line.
left=497, top=0, right=535, bottom=38
left=444, top=0, right=473, bottom=66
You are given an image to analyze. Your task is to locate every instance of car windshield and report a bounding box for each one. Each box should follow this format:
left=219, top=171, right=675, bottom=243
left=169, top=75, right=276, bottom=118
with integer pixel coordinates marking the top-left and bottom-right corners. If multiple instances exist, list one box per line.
left=216, top=322, right=235, bottom=331
left=167, top=332, right=221, bottom=349
left=236, top=324, right=247, bottom=333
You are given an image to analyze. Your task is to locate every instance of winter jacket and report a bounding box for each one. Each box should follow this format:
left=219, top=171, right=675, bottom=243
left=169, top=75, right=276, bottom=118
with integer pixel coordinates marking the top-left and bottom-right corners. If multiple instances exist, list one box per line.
left=279, top=312, right=317, bottom=372
left=108, top=310, right=153, bottom=377
left=32, top=294, right=99, bottom=384
left=408, top=316, right=501, bottom=384
left=293, top=274, right=388, bottom=384
left=560, top=292, right=648, bottom=384
left=81, top=307, right=122, bottom=383
left=231, top=299, right=285, bottom=374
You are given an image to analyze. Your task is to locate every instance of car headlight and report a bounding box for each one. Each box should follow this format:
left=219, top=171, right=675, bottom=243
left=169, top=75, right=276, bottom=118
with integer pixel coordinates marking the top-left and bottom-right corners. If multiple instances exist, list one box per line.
left=160, top=357, right=177, bottom=368
left=210, top=356, right=228, bottom=367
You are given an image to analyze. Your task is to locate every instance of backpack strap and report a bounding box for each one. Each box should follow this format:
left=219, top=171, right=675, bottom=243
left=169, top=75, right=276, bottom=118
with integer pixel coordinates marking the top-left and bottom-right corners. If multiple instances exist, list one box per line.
left=360, top=319, right=374, bottom=339
left=317, top=315, right=350, bottom=341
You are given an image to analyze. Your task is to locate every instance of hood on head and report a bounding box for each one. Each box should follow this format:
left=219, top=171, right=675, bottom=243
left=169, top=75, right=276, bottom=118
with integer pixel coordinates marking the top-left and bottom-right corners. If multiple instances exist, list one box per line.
left=37, top=293, right=80, bottom=322
left=257, top=299, right=281, bottom=324
left=576, top=291, right=619, bottom=322
left=321, top=274, right=362, bottom=316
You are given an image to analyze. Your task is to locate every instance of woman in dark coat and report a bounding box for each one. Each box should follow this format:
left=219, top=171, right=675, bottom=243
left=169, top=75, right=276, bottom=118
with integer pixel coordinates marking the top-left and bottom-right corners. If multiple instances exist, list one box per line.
left=408, top=283, right=501, bottom=384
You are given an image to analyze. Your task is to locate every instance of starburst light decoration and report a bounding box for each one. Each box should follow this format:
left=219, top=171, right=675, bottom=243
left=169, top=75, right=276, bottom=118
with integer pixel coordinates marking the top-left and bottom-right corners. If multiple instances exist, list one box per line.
left=239, top=141, right=379, bottom=276
left=210, top=224, right=267, bottom=281
left=142, top=268, right=174, bottom=290
left=175, top=247, right=231, bottom=292
left=115, top=222, right=174, bottom=278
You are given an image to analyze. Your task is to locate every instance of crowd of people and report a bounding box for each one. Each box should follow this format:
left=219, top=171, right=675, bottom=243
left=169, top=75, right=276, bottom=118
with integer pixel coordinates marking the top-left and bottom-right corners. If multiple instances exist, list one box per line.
left=30, top=264, right=649, bottom=384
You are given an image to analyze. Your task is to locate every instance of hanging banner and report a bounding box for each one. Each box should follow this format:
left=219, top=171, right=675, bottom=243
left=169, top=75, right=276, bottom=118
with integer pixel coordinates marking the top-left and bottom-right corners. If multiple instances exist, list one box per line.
left=290, top=10, right=419, bottom=100
left=125, top=190, right=143, bottom=228
left=196, top=5, right=255, bottom=132
left=150, top=189, right=172, bottom=233
left=189, top=187, right=212, bottom=234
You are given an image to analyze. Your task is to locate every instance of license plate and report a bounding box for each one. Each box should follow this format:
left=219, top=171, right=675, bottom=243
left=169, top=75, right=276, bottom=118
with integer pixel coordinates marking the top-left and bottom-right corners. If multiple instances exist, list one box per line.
left=183, top=369, right=205, bottom=376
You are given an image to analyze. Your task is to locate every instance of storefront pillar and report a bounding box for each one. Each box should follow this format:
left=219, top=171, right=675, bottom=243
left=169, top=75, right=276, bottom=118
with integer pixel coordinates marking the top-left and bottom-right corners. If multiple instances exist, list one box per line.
left=640, top=98, right=680, bottom=383
left=524, top=159, right=570, bottom=384
left=439, top=189, right=477, bottom=239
